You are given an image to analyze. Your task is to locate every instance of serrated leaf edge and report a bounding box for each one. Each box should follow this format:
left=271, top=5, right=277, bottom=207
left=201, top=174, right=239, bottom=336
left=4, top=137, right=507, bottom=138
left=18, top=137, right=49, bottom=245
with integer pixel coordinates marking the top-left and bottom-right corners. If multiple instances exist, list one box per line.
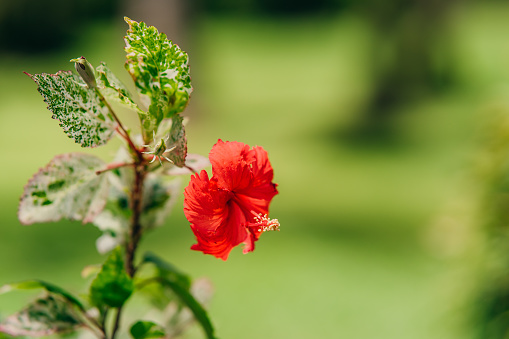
left=24, top=71, right=116, bottom=148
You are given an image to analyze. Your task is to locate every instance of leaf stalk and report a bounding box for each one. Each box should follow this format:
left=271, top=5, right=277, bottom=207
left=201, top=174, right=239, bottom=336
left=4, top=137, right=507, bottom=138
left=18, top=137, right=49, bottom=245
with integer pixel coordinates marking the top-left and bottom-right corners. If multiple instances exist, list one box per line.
left=95, top=88, right=143, bottom=162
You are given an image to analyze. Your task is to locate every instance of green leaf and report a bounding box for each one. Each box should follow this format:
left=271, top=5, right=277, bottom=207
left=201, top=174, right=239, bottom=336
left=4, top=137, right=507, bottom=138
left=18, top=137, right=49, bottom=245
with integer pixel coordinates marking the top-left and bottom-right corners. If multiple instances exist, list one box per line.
left=90, top=247, right=134, bottom=308
left=130, top=321, right=165, bottom=339
left=136, top=279, right=174, bottom=311
left=95, top=63, right=156, bottom=144
left=95, top=63, right=138, bottom=112
left=18, top=153, right=110, bottom=225
left=124, top=17, right=192, bottom=126
left=25, top=71, right=115, bottom=148
left=141, top=253, right=191, bottom=290
left=0, top=280, right=85, bottom=312
left=164, top=278, right=215, bottom=338
left=140, top=254, right=216, bottom=339
left=0, top=295, right=83, bottom=337
left=160, top=279, right=216, bottom=339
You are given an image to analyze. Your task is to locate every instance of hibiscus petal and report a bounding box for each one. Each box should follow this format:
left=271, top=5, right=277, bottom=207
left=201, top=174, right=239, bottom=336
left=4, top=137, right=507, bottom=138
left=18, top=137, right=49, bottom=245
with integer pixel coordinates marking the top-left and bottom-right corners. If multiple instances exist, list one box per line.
left=190, top=228, right=233, bottom=261
left=190, top=201, right=248, bottom=260
left=234, top=146, right=278, bottom=216
left=249, top=146, right=275, bottom=185
left=242, top=227, right=260, bottom=254
left=183, top=170, right=229, bottom=232
left=209, top=140, right=252, bottom=191
left=234, top=188, right=277, bottom=217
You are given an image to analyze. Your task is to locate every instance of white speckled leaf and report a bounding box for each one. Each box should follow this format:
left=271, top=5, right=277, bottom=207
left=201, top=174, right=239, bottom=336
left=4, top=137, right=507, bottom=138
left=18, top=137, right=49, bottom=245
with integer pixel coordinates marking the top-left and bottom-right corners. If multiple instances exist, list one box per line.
left=0, top=295, right=83, bottom=337
left=124, top=17, right=192, bottom=124
left=19, top=153, right=110, bottom=225
left=26, top=71, right=115, bottom=148
left=162, top=115, right=187, bottom=167
left=95, top=63, right=156, bottom=144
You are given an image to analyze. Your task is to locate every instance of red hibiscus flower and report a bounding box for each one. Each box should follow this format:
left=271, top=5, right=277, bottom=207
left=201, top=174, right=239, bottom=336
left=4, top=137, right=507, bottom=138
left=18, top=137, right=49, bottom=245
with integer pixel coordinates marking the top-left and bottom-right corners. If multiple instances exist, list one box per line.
left=183, top=140, right=279, bottom=260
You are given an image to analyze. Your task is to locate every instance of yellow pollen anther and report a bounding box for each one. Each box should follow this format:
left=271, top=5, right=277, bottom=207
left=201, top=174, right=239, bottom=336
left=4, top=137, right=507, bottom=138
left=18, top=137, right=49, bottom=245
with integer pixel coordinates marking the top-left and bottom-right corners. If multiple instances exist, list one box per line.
left=249, top=213, right=280, bottom=233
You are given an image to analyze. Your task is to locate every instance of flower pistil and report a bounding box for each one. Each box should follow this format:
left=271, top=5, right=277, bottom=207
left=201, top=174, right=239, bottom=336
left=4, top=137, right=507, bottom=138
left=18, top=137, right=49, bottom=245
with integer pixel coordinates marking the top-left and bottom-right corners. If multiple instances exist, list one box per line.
left=247, top=212, right=280, bottom=233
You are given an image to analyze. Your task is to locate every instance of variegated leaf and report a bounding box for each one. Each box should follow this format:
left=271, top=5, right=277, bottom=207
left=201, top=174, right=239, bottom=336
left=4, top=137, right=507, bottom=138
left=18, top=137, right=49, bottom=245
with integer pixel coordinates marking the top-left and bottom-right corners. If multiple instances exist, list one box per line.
left=0, top=280, right=85, bottom=312
left=124, top=17, right=192, bottom=124
left=19, top=153, right=110, bottom=225
left=163, top=115, right=187, bottom=167
left=95, top=63, right=156, bottom=144
left=25, top=71, right=115, bottom=148
left=0, top=295, right=83, bottom=337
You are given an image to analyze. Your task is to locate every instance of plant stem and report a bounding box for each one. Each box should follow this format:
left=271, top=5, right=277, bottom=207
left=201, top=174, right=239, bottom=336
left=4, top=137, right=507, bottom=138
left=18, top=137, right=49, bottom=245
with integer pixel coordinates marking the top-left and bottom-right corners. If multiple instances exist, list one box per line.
left=111, top=163, right=146, bottom=339
left=125, top=164, right=145, bottom=277
left=110, top=306, right=123, bottom=339
left=94, top=88, right=148, bottom=339
left=95, top=88, right=143, bottom=162
left=95, top=90, right=143, bottom=338
left=96, top=162, right=135, bottom=175
left=185, top=165, right=197, bottom=174
left=81, top=313, right=106, bottom=339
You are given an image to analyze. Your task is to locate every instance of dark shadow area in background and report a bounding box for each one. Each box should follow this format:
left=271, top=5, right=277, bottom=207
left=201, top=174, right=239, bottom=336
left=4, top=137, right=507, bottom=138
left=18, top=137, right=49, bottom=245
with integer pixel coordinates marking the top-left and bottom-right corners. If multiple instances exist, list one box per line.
left=198, top=0, right=346, bottom=16
left=0, top=0, right=120, bottom=54
left=0, top=0, right=342, bottom=56
left=334, top=0, right=461, bottom=147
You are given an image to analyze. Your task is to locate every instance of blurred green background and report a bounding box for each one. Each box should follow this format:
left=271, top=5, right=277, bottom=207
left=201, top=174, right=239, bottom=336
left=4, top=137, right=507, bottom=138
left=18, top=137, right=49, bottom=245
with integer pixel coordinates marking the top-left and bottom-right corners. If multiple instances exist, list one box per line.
left=3, top=0, right=509, bottom=338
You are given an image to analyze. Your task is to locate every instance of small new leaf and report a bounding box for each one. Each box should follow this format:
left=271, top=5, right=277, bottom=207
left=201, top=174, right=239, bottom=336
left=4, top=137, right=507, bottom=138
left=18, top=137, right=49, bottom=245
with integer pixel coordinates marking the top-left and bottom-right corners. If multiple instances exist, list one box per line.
left=124, top=17, right=192, bottom=125
left=0, top=295, right=83, bottom=337
left=162, top=115, right=187, bottom=167
left=130, top=321, right=165, bottom=339
left=18, top=153, right=110, bottom=225
left=95, top=63, right=156, bottom=144
left=90, top=247, right=134, bottom=308
left=25, top=71, right=115, bottom=147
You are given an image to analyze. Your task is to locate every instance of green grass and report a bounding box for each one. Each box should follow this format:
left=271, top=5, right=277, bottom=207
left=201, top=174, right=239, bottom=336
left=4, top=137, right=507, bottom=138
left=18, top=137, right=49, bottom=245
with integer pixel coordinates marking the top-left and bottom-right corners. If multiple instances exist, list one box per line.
left=2, top=6, right=509, bottom=338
